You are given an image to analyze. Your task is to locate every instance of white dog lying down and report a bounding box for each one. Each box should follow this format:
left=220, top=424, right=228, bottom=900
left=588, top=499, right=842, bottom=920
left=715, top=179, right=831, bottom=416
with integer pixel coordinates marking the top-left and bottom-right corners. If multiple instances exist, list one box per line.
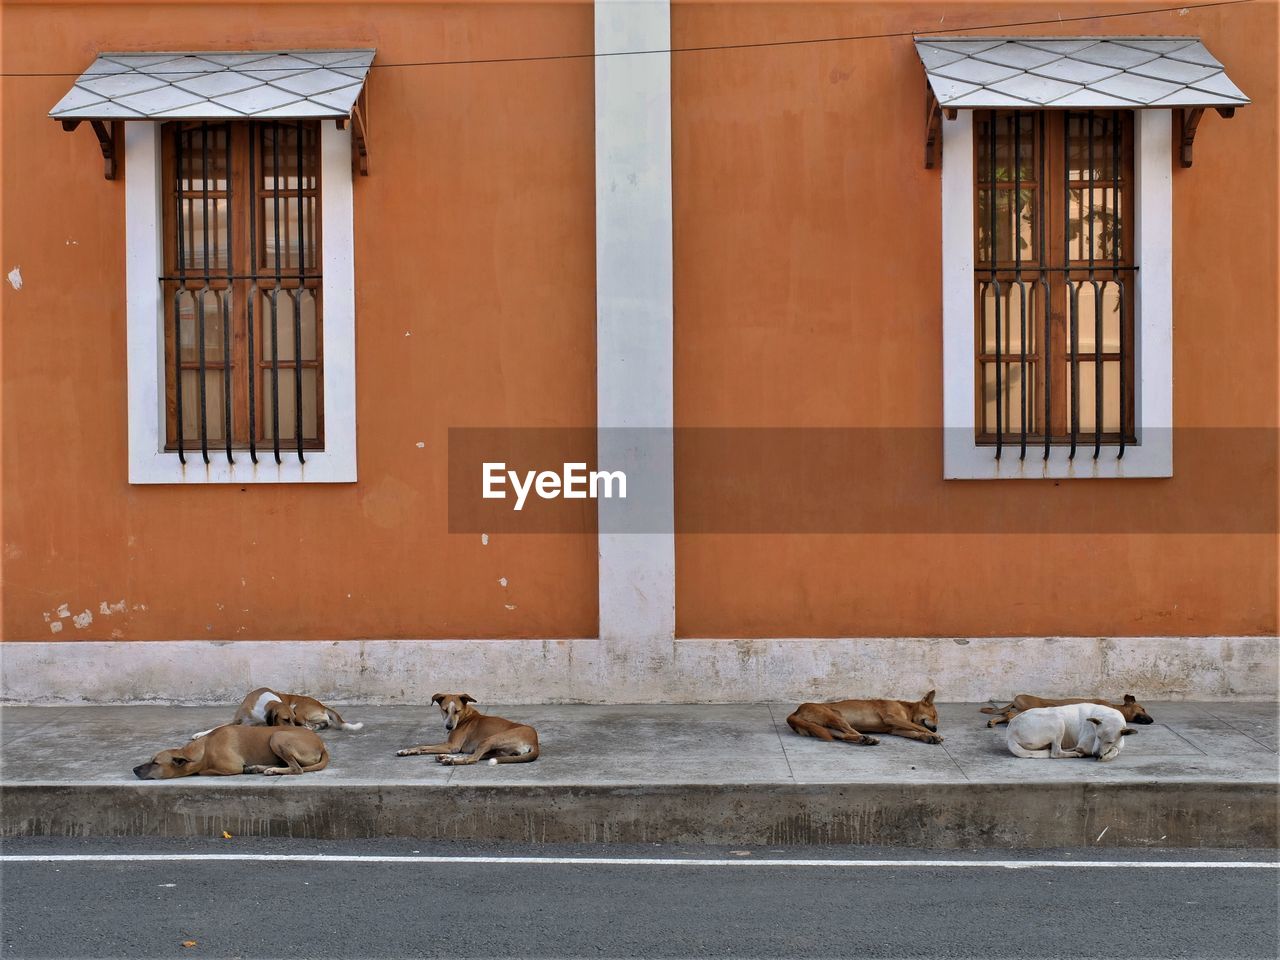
left=1006, top=704, right=1134, bottom=762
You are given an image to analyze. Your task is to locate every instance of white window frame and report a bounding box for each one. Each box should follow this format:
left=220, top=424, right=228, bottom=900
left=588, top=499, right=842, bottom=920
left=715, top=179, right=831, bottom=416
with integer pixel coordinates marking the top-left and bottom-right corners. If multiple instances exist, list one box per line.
left=941, top=109, right=1172, bottom=480
left=124, top=120, right=357, bottom=484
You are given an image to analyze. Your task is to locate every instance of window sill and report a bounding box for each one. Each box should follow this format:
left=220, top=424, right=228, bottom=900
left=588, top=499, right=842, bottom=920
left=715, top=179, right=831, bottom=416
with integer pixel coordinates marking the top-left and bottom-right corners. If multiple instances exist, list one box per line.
left=944, top=431, right=1171, bottom=480
left=128, top=450, right=355, bottom=484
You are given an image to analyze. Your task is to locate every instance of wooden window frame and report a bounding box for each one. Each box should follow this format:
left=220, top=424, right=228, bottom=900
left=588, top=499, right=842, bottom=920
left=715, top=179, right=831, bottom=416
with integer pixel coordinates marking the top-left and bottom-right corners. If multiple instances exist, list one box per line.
left=971, top=109, right=1136, bottom=447
left=160, top=120, right=325, bottom=455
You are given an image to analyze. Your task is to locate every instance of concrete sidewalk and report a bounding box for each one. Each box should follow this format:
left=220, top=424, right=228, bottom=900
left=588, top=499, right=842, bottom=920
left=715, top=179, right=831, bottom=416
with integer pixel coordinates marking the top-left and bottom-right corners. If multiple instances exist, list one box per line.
left=2, top=702, right=1276, bottom=847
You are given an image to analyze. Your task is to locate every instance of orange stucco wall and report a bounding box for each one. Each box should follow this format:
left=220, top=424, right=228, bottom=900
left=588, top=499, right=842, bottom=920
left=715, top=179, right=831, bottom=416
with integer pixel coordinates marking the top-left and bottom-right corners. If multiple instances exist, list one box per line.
left=2, top=1, right=1275, bottom=645
left=672, top=1, right=1278, bottom=637
left=1, top=1, right=599, bottom=641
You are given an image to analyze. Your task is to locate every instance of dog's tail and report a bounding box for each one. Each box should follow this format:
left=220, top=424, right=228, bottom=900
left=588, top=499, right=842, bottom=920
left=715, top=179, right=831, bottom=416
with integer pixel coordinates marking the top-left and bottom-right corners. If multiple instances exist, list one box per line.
left=325, top=708, right=363, bottom=731
left=979, top=702, right=1014, bottom=715
left=189, top=727, right=216, bottom=741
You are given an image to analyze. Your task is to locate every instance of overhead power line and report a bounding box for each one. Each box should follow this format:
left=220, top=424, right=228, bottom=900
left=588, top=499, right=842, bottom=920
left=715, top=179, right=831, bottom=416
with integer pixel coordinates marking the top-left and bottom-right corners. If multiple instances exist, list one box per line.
left=0, top=0, right=1252, bottom=78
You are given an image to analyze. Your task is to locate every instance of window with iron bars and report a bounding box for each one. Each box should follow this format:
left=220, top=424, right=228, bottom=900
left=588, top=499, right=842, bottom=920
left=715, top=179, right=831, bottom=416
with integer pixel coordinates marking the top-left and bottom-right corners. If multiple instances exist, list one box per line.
left=974, top=109, right=1136, bottom=459
left=161, top=120, right=322, bottom=463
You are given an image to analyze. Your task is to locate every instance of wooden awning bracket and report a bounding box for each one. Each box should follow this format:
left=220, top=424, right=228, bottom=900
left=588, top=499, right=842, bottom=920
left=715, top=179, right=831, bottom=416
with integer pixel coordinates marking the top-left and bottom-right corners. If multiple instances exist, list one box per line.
left=60, top=118, right=120, bottom=180
left=924, top=89, right=958, bottom=170
left=1180, top=105, right=1236, bottom=168
left=337, top=86, right=370, bottom=176
left=925, top=87, right=942, bottom=169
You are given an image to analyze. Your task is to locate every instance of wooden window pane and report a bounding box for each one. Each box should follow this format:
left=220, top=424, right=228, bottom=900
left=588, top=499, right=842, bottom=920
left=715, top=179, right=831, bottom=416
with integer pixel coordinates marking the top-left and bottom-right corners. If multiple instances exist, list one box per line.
left=257, top=124, right=319, bottom=275
left=260, top=368, right=320, bottom=443
left=257, top=288, right=318, bottom=362
left=1071, top=361, right=1122, bottom=434
left=1074, top=282, right=1123, bottom=354
left=179, top=369, right=228, bottom=443
left=176, top=290, right=229, bottom=364
left=982, top=362, right=1038, bottom=434
left=981, top=282, right=1038, bottom=355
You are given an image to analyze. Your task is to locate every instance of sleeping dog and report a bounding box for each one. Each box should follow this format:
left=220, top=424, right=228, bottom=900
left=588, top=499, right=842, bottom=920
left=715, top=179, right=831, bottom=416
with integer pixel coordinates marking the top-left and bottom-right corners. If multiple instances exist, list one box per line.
left=1005, top=704, right=1134, bottom=762
left=981, top=693, right=1154, bottom=728
left=786, top=690, right=942, bottom=745
left=135, top=724, right=329, bottom=778
left=191, top=687, right=363, bottom=740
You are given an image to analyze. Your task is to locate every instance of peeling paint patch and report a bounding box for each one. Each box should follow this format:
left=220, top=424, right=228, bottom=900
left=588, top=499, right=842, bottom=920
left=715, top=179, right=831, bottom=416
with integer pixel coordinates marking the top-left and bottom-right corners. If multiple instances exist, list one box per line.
left=55, top=603, right=70, bottom=619
left=504, top=603, right=517, bottom=611
left=498, top=577, right=508, bottom=588
left=72, top=610, right=93, bottom=629
left=98, top=599, right=127, bottom=616
left=415, top=441, right=425, bottom=449
left=481, top=534, right=489, bottom=546
left=7, top=267, right=22, bottom=290
left=49, top=621, right=63, bottom=634
left=42, top=612, right=51, bottom=623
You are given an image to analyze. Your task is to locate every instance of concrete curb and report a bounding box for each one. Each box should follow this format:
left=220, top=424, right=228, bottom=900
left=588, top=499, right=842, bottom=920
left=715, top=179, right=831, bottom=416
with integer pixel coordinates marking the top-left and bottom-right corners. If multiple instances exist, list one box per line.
left=3, top=781, right=1275, bottom=848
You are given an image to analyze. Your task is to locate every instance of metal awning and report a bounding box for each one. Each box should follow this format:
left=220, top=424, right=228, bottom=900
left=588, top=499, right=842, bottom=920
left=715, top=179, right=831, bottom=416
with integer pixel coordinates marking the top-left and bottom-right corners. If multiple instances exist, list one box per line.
left=50, top=50, right=375, bottom=178
left=916, top=37, right=1248, bottom=169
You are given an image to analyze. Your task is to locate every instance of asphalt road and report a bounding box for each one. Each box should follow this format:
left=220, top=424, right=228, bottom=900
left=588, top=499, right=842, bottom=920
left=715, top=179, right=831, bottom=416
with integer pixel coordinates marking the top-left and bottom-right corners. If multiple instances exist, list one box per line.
left=1, top=839, right=1276, bottom=959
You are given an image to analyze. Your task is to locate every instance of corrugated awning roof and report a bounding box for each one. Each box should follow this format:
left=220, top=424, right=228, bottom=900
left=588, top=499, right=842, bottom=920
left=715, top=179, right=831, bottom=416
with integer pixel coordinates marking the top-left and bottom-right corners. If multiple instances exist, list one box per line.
left=49, top=50, right=375, bottom=121
left=915, top=37, right=1249, bottom=110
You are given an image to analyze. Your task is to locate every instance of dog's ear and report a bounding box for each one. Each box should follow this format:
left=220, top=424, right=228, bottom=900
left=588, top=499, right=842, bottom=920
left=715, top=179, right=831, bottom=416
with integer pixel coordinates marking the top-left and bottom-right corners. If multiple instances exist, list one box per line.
left=1123, top=694, right=1136, bottom=704
left=170, top=756, right=190, bottom=767
left=431, top=694, right=445, bottom=705
left=1086, top=717, right=1102, bottom=726
left=460, top=694, right=477, bottom=705
left=921, top=690, right=936, bottom=705
left=1120, top=727, right=1136, bottom=736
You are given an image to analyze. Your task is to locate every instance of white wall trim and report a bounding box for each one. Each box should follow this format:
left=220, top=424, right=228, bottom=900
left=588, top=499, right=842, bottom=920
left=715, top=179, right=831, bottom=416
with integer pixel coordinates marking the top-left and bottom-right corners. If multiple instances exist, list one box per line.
left=124, top=121, right=357, bottom=484
left=594, top=0, right=676, bottom=646
left=2, top=637, right=1274, bottom=704
left=941, top=109, right=1173, bottom=480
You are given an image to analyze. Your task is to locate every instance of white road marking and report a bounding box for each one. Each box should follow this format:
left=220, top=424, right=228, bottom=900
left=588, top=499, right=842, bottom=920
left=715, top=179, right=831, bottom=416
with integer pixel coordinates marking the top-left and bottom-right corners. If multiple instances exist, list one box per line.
left=0, top=854, right=1275, bottom=869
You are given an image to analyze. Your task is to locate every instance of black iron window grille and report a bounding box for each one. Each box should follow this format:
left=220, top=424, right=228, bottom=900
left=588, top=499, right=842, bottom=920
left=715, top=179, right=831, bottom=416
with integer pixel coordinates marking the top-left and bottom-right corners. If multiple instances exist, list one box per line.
left=974, top=109, right=1136, bottom=460
left=161, top=120, right=323, bottom=464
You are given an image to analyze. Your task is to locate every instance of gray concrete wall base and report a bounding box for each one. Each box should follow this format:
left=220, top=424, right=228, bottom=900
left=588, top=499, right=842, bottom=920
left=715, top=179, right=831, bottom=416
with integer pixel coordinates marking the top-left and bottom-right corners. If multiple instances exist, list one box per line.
left=2, top=782, right=1274, bottom=848
left=2, top=636, right=1276, bottom=704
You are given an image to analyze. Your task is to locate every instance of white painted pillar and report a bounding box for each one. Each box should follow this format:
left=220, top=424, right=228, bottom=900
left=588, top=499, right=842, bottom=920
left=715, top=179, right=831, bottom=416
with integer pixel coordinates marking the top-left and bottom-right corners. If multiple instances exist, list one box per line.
left=594, top=0, right=676, bottom=655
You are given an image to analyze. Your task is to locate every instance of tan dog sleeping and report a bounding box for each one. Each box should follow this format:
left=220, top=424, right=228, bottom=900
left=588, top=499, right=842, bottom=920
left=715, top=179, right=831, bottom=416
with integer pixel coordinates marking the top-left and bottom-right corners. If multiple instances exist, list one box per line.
left=786, top=690, right=942, bottom=745
left=396, top=693, right=539, bottom=765
left=134, top=724, right=329, bottom=778
left=980, top=694, right=1154, bottom=728
left=191, top=687, right=363, bottom=740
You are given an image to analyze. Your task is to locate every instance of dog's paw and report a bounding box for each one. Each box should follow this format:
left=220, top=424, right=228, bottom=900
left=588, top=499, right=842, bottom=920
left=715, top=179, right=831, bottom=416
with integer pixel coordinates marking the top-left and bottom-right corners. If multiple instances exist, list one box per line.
left=395, top=749, right=415, bottom=757
left=860, top=736, right=880, bottom=746
left=262, top=767, right=287, bottom=776
left=926, top=734, right=944, bottom=744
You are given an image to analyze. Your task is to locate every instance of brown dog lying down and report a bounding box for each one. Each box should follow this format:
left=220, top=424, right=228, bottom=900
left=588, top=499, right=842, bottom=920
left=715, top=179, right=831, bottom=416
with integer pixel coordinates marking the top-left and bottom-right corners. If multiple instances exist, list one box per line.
left=980, top=694, right=1154, bottom=728
left=191, top=687, right=363, bottom=740
left=134, top=724, right=329, bottom=778
left=396, top=693, right=539, bottom=765
left=786, top=690, right=942, bottom=745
